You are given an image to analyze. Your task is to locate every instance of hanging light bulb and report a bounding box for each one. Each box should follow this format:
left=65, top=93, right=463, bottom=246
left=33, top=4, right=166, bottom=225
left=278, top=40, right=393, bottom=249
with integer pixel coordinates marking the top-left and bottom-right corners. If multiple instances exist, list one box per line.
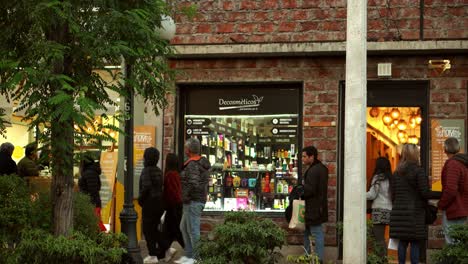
left=415, top=115, right=422, bottom=125
left=399, top=134, right=408, bottom=144
left=397, top=120, right=407, bottom=131
left=382, top=112, right=393, bottom=126
left=408, top=135, right=419, bottom=145
left=397, top=130, right=407, bottom=139
left=391, top=108, right=400, bottom=119
left=369, top=107, right=380, bottom=118
left=415, top=109, right=422, bottom=125
left=393, top=119, right=399, bottom=125
left=389, top=123, right=396, bottom=129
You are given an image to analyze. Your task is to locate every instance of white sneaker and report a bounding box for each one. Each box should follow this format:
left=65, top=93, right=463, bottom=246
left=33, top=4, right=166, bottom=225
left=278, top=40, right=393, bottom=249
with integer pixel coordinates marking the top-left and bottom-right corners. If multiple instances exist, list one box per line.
left=183, top=258, right=195, bottom=264
left=163, top=247, right=177, bottom=262
left=143, top=255, right=159, bottom=264
left=174, top=256, right=189, bottom=264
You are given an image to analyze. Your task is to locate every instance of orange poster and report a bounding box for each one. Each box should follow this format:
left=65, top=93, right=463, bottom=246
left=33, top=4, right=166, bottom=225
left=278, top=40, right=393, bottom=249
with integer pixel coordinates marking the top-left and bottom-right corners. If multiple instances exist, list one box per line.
left=430, top=119, right=465, bottom=191
left=113, top=125, right=156, bottom=239
left=99, top=151, right=118, bottom=225
left=133, top=126, right=156, bottom=185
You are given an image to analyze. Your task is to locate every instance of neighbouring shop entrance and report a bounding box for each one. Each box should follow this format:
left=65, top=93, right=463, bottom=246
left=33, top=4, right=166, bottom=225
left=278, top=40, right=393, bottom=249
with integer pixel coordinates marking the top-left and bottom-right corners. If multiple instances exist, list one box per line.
left=178, top=83, right=302, bottom=214
left=337, top=80, right=430, bottom=260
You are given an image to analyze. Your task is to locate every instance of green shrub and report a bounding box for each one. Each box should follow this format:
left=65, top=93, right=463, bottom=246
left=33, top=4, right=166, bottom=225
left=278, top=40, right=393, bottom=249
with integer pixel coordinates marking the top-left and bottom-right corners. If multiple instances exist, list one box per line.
left=6, top=229, right=127, bottom=264
left=29, top=190, right=100, bottom=238
left=286, top=254, right=320, bottom=263
left=0, top=175, right=124, bottom=263
left=197, top=211, right=286, bottom=264
left=432, top=224, right=468, bottom=264
left=73, top=192, right=101, bottom=239
left=0, top=175, right=31, bottom=245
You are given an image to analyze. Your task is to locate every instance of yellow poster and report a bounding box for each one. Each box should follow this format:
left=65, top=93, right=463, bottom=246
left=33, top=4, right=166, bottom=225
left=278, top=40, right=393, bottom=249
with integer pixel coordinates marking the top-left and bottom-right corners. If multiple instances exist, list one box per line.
left=431, top=119, right=465, bottom=191
left=99, top=151, right=118, bottom=225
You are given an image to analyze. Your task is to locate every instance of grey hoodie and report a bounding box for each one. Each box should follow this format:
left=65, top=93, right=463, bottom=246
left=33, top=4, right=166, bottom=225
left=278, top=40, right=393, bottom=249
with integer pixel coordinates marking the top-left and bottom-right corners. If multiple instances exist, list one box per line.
left=181, top=156, right=211, bottom=204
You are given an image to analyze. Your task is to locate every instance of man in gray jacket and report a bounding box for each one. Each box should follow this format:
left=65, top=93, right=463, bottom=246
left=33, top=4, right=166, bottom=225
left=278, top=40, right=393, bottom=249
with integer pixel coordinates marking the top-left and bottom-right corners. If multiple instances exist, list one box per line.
left=175, top=138, right=211, bottom=264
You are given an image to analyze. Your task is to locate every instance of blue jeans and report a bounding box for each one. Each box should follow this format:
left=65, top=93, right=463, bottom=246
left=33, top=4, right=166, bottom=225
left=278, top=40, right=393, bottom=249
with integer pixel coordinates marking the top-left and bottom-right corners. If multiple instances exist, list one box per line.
left=304, top=224, right=324, bottom=261
left=442, top=211, right=467, bottom=244
left=180, top=202, right=204, bottom=258
left=398, top=240, right=419, bottom=264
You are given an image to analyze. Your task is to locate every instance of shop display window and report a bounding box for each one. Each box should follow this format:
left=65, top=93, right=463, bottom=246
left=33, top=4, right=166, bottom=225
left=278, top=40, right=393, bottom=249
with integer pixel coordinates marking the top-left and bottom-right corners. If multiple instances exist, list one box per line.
left=185, top=114, right=299, bottom=212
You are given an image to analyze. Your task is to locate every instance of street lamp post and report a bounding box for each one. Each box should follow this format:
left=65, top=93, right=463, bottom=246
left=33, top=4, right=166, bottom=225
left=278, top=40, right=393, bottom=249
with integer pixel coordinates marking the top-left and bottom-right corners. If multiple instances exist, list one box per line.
left=119, top=60, right=143, bottom=264
left=119, top=14, right=176, bottom=264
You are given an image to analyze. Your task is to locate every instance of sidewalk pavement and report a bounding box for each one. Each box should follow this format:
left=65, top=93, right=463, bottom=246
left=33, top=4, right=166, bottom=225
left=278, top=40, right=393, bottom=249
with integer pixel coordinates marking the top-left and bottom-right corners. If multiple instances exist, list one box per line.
left=139, top=240, right=308, bottom=264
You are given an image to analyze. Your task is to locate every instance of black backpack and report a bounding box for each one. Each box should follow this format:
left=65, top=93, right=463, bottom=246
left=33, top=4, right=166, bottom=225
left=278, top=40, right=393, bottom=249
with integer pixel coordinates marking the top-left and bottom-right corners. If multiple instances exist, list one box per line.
left=284, top=184, right=305, bottom=222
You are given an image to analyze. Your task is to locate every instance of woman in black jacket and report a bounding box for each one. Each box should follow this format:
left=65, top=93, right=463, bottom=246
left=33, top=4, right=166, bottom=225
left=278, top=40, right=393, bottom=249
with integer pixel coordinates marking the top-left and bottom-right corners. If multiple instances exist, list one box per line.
left=78, top=153, right=106, bottom=231
left=389, top=144, right=440, bottom=264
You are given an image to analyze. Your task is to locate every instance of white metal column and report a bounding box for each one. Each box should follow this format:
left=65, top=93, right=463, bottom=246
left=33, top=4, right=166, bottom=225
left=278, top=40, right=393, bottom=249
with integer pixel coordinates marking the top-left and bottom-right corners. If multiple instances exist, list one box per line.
left=344, top=0, right=367, bottom=263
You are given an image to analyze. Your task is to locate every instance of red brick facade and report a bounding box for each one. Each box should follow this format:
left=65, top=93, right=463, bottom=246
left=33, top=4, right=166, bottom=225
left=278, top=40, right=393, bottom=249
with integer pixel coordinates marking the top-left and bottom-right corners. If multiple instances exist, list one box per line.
left=162, top=0, right=468, bottom=253
left=171, top=0, right=468, bottom=44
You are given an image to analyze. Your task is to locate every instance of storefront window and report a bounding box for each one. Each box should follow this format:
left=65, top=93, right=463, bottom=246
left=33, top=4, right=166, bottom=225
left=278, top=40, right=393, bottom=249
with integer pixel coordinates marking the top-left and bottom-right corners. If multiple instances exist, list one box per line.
left=180, top=84, right=301, bottom=212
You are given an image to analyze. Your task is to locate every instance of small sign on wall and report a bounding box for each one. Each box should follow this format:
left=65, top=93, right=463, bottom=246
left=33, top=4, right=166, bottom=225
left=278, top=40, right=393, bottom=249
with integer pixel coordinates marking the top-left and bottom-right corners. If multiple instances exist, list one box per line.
left=430, top=119, right=465, bottom=191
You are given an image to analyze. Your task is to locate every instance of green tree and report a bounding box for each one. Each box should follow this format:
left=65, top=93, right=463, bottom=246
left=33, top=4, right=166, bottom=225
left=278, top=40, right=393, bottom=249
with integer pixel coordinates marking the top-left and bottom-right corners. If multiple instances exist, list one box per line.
left=0, top=0, right=174, bottom=236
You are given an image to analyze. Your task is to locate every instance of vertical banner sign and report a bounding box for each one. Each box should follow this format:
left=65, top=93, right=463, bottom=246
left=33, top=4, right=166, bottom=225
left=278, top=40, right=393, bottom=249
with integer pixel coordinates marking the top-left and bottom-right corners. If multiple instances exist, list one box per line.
left=99, top=151, right=118, bottom=225
left=431, top=119, right=465, bottom=191
left=114, top=125, right=155, bottom=239
left=133, top=126, right=156, bottom=194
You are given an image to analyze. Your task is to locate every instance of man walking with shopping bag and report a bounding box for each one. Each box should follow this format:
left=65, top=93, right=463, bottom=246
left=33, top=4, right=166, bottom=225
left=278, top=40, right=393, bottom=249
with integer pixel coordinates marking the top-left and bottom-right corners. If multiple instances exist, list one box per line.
left=302, top=146, right=328, bottom=264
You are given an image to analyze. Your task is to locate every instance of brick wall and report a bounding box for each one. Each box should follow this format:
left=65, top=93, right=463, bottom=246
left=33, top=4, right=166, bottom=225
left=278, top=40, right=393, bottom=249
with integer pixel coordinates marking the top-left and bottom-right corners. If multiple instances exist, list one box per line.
left=165, top=55, right=467, bottom=248
left=171, top=0, right=468, bottom=44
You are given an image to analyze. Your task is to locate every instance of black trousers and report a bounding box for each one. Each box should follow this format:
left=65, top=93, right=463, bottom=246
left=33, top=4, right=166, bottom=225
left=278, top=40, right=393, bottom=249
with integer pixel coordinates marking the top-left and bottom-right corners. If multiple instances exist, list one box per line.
left=164, top=204, right=185, bottom=248
left=142, top=202, right=169, bottom=258
left=372, top=224, right=387, bottom=256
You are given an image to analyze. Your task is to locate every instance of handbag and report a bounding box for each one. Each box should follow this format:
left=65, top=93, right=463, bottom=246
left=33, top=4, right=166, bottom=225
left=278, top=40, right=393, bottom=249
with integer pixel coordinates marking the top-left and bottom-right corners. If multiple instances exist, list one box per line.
left=425, top=204, right=438, bottom=225
left=288, top=199, right=305, bottom=231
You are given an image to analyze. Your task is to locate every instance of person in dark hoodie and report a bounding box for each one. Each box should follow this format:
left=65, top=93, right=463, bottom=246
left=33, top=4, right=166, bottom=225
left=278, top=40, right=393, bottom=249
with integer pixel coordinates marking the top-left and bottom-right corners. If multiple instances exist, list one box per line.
left=0, top=142, right=17, bottom=175
left=438, top=137, right=468, bottom=244
left=138, top=147, right=170, bottom=264
left=174, top=138, right=211, bottom=264
left=389, top=144, right=441, bottom=264
left=78, top=152, right=106, bottom=232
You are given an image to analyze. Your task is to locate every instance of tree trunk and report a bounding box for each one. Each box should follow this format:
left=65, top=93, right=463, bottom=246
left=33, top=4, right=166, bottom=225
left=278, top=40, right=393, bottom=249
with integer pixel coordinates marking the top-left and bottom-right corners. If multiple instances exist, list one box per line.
left=47, top=15, right=75, bottom=236
left=51, top=120, right=75, bottom=236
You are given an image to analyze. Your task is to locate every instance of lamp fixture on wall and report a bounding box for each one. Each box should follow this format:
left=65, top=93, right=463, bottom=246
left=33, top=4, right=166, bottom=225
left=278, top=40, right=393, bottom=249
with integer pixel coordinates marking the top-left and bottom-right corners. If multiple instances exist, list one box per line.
left=428, top=59, right=451, bottom=75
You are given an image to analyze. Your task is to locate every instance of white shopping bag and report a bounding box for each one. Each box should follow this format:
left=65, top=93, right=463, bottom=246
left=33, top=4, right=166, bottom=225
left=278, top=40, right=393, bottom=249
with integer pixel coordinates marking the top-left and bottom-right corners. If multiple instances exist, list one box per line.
left=288, top=199, right=305, bottom=231
left=388, top=238, right=399, bottom=250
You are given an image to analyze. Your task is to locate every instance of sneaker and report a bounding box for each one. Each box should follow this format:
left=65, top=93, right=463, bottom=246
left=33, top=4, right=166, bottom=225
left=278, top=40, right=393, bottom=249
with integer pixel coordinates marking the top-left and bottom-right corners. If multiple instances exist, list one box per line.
left=143, top=255, right=159, bottom=264
left=174, top=256, right=189, bottom=264
left=163, top=247, right=177, bottom=262
left=182, top=258, right=195, bottom=264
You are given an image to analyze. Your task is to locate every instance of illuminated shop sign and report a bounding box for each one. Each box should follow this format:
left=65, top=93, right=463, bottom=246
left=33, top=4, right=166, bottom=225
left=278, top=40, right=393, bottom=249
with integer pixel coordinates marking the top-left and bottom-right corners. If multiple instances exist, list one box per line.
left=185, top=84, right=299, bottom=115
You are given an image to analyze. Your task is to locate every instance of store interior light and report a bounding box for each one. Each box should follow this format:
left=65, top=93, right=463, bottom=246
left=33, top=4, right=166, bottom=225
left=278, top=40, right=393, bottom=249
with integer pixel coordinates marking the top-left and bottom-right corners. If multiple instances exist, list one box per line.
left=390, top=108, right=400, bottom=119
left=369, top=107, right=380, bottom=118
left=408, top=135, right=419, bottom=145
left=397, top=120, right=407, bottom=131
left=415, top=110, right=422, bottom=125
left=397, top=130, right=407, bottom=139
left=382, top=112, right=393, bottom=125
